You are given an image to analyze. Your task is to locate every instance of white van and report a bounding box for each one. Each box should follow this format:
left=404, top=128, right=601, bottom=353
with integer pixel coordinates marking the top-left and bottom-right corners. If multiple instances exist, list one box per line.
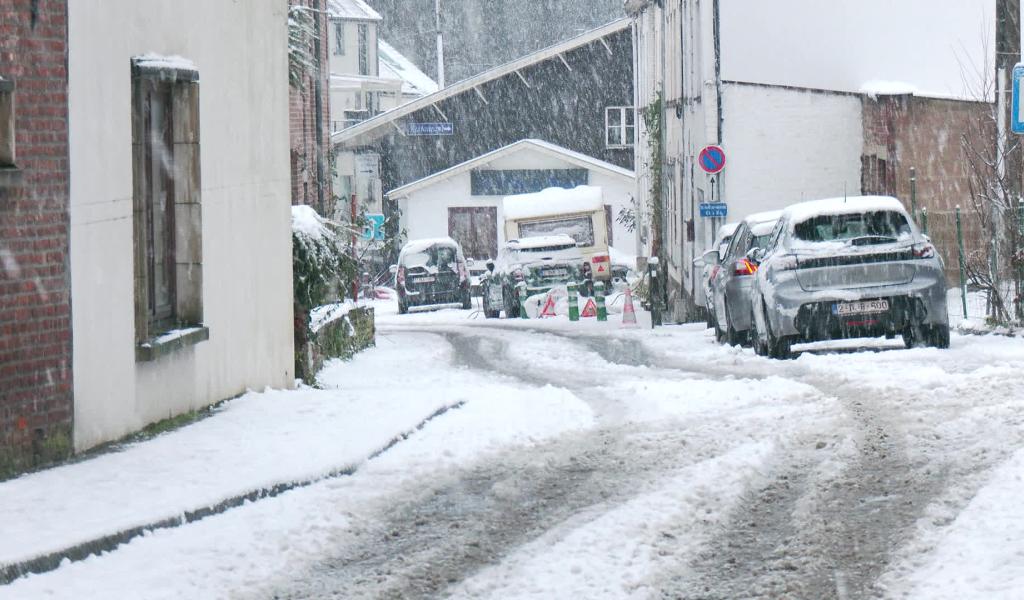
left=502, top=186, right=612, bottom=282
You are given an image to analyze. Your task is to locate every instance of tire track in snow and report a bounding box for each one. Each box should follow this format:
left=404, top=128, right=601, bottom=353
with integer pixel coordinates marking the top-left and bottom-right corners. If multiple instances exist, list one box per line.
left=268, top=327, right=791, bottom=599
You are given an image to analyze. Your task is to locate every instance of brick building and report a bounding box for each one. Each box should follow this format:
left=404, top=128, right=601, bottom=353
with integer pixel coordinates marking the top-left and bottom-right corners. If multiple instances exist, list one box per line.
left=289, top=0, right=333, bottom=211
left=0, top=0, right=74, bottom=476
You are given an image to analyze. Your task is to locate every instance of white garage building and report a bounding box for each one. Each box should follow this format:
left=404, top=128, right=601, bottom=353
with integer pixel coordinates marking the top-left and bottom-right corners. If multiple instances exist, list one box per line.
left=387, top=139, right=637, bottom=262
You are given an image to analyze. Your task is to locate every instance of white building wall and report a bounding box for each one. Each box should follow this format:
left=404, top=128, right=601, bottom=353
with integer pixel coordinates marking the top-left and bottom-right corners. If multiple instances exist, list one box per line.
left=396, top=149, right=637, bottom=258
left=68, top=1, right=294, bottom=450
left=721, top=83, right=864, bottom=219
left=719, top=0, right=995, bottom=101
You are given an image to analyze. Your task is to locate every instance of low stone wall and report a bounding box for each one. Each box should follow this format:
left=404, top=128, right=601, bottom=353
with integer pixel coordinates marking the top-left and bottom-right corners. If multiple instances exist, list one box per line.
left=297, top=306, right=376, bottom=384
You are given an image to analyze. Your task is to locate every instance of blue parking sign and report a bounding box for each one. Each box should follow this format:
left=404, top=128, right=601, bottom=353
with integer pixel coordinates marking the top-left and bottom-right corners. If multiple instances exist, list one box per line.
left=699, top=203, right=728, bottom=218
left=1013, top=64, right=1024, bottom=135
left=363, top=214, right=385, bottom=241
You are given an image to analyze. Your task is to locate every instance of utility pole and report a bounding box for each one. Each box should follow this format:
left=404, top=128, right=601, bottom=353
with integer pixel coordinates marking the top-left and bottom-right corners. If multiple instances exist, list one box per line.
left=435, top=0, right=445, bottom=87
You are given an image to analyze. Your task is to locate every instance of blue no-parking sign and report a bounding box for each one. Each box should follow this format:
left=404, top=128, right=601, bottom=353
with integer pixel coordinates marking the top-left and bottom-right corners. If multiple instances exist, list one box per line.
left=1012, top=64, right=1024, bottom=135
left=698, top=145, right=727, bottom=174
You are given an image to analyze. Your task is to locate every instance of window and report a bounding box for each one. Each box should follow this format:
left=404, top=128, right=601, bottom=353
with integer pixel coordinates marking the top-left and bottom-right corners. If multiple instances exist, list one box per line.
left=0, top=77, right=14, bottom=168
left=519, top=216, right=596, bottom=246
left=333, top=22, right=345, bottom=55
left=131, top=57, right=205, bottom=359
left=861, top=155, right=892, bottom=196
left=357, top=24, right=369, bottom=75
left=605, top=106, right=635, bottom=148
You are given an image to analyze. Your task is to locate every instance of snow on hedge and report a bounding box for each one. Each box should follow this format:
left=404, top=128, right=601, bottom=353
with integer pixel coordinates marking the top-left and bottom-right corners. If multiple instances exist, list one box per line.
left=503, top=186, right=604, bottom=221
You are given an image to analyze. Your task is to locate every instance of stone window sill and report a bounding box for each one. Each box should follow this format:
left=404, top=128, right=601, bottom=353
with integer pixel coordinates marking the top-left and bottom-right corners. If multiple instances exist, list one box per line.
left=136, top=325, right=209, bottom=362
left=0, top=166, right=22, bottom=186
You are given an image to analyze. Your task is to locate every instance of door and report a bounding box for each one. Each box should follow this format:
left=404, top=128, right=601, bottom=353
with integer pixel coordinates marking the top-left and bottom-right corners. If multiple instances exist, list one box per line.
left=448, top=207, right=498, bottom=260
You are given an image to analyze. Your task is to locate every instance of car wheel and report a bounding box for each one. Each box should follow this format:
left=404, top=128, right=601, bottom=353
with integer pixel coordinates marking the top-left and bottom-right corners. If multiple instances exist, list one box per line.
left=907, top=323, right=949, bottom=349
left=751, top=305, right=767, bottom=356
left=724, top=302, right=745, bottom=347
left=902, top=322, right=924, bottom=348
left=764, top=304, right=793, bottom=359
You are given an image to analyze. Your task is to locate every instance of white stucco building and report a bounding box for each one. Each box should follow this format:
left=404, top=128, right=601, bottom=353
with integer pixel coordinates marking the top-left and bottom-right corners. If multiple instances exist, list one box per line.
left=387, top=139, right=637, bottom=262
left=628, top=0, right=997, bottom=321
left=327, top=0, right=437, bottom=132
left=68, top=1, right=295, bottom=449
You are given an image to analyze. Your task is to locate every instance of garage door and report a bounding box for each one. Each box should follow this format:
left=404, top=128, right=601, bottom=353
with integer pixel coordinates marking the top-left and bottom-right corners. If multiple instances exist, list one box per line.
left=448, top=207, right=498, bottom=260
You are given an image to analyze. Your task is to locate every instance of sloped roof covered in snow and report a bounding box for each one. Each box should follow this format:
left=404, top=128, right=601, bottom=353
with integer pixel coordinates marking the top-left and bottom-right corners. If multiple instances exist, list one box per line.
left=387, top=139, right=634, bottom=199
left=332, top=18, right=631, bottom=146
left=328, top=0, right=382, bottom=22
left=378, top=39, right=438, bottom=97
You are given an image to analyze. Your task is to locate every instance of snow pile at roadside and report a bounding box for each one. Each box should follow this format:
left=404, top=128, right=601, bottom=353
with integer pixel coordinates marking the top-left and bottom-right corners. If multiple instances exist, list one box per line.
left=0, top=333, right=462, bottom=570
left=885, top=448, right=1024, bottom=598
left=0, top=336, right=595, bottom=600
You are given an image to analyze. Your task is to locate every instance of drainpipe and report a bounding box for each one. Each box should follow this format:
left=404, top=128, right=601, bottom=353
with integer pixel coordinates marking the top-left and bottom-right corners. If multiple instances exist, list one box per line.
left=435, top=0, right=445, bottom=87
left=313, top=0, right=327, bottom=215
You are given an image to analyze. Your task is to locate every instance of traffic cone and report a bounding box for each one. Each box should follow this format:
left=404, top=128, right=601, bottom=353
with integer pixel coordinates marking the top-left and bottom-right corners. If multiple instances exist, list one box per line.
left=621, top=286, right=638, bottom=327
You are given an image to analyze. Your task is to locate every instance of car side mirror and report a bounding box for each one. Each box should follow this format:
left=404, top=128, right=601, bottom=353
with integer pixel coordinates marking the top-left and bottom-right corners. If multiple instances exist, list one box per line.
left=693, top=249, right=719, bottom=268
left=388, top=264, right=399, bottom=275
left=486, top=260, right=495, bottom=272
left=747, top=248, right=765, bottom=264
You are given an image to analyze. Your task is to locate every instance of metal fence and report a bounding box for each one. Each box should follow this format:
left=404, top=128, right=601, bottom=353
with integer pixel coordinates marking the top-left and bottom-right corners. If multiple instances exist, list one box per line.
left=921, top=207, right=1022, bottom=326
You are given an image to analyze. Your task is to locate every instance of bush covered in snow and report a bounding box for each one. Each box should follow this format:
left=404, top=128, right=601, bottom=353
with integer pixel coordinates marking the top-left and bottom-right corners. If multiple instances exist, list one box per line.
left=292, top=206, right=354, bottom=313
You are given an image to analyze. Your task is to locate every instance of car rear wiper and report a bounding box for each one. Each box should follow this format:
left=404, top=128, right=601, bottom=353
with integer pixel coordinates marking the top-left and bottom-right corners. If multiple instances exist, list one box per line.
left=849, top=235, right=898, bottom=246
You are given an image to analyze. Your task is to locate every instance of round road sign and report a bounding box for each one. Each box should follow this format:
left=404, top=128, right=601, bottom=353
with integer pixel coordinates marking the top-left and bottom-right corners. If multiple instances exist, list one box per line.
left=698, top=145, right=726, bottom=174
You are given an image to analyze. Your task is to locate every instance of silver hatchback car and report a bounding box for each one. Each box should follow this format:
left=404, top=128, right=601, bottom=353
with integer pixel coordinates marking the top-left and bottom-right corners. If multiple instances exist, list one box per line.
left=709, top=210, right=782, bottom=345
left=749, top=196, right=949, bottom=358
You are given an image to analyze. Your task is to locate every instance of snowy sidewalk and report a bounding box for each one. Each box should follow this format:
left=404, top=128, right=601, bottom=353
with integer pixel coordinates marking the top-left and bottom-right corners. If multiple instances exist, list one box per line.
left=0, top=332, right=467, bottom=580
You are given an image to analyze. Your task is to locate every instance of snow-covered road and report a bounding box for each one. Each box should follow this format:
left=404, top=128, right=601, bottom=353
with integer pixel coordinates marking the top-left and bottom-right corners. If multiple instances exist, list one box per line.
left=4, top=306, right=1024, bottom=599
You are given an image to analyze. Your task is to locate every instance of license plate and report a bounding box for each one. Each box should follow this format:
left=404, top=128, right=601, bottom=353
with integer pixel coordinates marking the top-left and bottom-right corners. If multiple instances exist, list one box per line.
left=833, top=299, right=889, bottom=316
left=413, top=276, right=435, bottom=284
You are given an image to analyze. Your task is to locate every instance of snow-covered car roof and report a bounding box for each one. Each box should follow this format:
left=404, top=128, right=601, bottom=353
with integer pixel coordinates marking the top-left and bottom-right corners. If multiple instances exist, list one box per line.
left=502, top=186, right=604, bottom=221
left=715, top=222, right=739, bottom=244
left=783, top=196, right=909, bottom=224
left=399, top=237, right=460, bottom=256
left=744, top=210, right=783, bottom=226
left=507, top=234, right=578, bottom=250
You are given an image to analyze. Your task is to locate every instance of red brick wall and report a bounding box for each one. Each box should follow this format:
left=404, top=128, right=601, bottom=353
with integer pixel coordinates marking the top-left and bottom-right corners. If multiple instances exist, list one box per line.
left=0, top=0, right=73, bottom=477
left=862, top=94, right=993, bottom=283
left=289, top=0, right=333, bottom=211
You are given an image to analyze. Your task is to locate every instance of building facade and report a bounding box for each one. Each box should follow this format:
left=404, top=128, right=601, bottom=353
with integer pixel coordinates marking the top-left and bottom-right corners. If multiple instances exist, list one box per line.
left=67, top=0, right=295, bottom=450
left=332, top=20, right=635, bottom=244
left=628, top=0, right=1003, bottom=322
left=388, top=139, right=637, bottom=262
left=0, top=0, right=74, bottom=476
left=289, top=0, right=333, bottom=212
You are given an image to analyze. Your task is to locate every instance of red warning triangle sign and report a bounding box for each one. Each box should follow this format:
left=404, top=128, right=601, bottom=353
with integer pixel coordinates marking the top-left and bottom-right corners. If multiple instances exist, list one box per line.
left=597, top=264, right=606, bottom=273
left=539, top=294, right=558, bottom=318
left=581, top=297, right=597, bottom=318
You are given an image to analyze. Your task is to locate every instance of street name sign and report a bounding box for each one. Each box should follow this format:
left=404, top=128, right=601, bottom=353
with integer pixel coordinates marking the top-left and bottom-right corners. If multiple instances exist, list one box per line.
left=406, top=122, right=454, bottom=136
left=699, top=202, right=728, bottom=217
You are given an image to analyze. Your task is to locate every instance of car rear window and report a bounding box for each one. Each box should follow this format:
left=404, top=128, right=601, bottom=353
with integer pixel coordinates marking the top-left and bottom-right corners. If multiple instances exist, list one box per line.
left=402, top=245, right=459, bottom=271
left=518, top=216, right=595, bottom=246
left=792, top=210, right=911, bottom=243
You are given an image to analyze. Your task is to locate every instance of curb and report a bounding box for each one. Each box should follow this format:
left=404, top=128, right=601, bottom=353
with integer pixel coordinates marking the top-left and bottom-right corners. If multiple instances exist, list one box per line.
left=0, top=400, right=466, bottom=586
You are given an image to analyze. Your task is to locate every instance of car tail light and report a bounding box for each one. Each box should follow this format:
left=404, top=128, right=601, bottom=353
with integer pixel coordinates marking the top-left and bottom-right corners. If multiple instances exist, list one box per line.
left=733, top=259, right=758, bottom=276
left=912, top=242, right=936, bottom=259
left=397, top=266, right=406, bottom=286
